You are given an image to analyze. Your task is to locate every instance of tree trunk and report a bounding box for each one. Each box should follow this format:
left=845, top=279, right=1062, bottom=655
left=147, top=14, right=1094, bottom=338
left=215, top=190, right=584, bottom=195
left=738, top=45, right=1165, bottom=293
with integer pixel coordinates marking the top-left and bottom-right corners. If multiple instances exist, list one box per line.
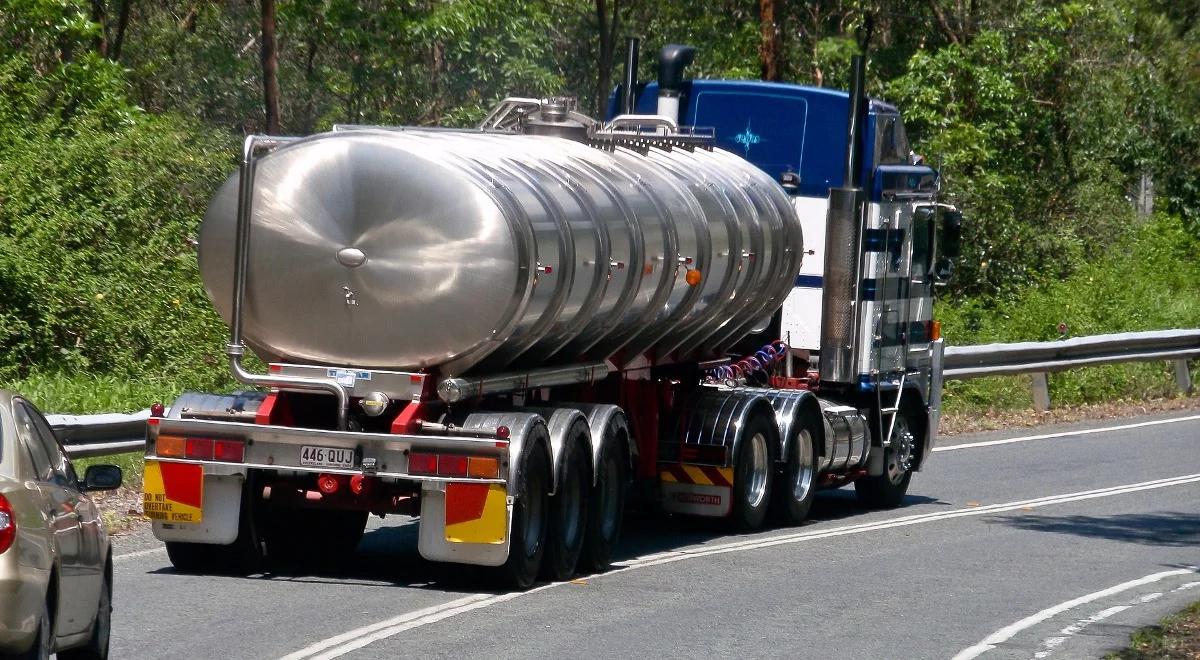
left=595, top=0, right=625, bottom=115
left=90, top=1, right=110, bottom=57
left=110, top=0, right=132, bottom=61
left=260, top=0, right=281, bottom=134
left=758, top=0, right=781, bottom=81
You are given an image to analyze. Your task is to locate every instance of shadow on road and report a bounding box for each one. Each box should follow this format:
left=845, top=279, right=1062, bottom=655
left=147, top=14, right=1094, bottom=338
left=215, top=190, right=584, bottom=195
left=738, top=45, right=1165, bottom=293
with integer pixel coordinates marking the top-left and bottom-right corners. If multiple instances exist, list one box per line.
left=995, top=511, right=1200, bottom=547
left=170, top=489, right=942, bottom=592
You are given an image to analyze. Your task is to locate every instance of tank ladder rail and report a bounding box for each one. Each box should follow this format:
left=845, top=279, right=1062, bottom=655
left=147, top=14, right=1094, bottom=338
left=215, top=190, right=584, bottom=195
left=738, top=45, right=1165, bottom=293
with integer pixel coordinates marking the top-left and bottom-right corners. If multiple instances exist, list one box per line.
left=228, top=134, right=352, bottom=430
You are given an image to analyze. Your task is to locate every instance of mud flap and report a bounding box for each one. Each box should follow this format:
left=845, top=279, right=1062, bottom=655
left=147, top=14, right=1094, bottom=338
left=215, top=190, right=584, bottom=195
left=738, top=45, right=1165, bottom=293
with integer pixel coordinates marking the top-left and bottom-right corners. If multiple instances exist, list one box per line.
left=660, top=481, right=732, bottom=517
left=147, top=462, right=244, bottom=544
left=417, top=481, right=511, bottom=567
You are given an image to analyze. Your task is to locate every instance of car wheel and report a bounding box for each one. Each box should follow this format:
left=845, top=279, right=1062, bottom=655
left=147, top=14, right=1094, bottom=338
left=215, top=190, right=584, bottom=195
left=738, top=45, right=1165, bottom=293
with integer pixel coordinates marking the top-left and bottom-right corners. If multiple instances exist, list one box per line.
left=57, top=566, right=111, bottom=660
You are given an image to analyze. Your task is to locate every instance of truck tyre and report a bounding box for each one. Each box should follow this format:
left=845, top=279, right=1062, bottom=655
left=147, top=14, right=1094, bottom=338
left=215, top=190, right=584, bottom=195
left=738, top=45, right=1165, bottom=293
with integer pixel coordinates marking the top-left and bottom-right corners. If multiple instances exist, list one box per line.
left=503, top=439, right=551, bottom=590
left=58, top=564, right=111, bottom=660
left=772, top=407, right=819, bottom=525
left=855, top=409, right=917, bottom=509
left=166, top=479, right=263, bottom=574
left=730, top=411, right=777, bottom=532
left=542, top=429, right=591, bottom=581
left=579, top=437, right=627, bottom=572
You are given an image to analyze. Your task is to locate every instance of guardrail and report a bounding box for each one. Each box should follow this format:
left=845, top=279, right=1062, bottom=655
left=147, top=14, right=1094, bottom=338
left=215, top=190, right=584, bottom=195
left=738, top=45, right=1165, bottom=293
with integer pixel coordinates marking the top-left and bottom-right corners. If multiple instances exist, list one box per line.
left=44, top=329, right=1198, bottom=457
left=47, top=410, right=149, bottom=459
left=944, top=329, right=1199, bottom=411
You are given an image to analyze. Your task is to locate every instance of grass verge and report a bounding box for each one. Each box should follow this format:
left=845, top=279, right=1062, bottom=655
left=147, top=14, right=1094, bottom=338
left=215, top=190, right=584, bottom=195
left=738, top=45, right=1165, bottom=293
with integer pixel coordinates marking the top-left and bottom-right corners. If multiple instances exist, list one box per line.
left=1108, top=600, right=1200, bottom=659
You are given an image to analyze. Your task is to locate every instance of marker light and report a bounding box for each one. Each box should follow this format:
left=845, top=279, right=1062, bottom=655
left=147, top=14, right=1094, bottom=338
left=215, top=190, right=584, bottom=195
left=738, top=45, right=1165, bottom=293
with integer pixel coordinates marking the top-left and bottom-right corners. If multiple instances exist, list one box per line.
left=437, top=455, right=468, bottom=478
left=185, top=438, right=215, bottom=460
left=150, top=402, right=165, bottom=418
left=213, top=439, right=245, bottom=463
left=496, top=425, right=510, bottom=440
left=467, top=457, right=500, bottom=479
left=156, top=435, right=186, bottom=458
left=685, top=269, right=703, bottom=286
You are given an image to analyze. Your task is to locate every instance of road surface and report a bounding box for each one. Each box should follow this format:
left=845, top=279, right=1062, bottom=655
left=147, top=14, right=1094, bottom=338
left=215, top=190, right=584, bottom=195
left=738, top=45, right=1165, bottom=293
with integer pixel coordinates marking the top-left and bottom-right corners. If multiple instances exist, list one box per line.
left=108, top=411, right=1200, bottom=659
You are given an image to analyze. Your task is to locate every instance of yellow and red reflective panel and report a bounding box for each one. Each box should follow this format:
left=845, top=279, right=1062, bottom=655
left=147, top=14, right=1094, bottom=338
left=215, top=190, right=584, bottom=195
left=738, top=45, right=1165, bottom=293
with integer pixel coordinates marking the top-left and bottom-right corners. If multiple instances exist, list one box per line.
left=444, top=483, right=506, bottom=544
left=143, top=460, right=204, bottom=524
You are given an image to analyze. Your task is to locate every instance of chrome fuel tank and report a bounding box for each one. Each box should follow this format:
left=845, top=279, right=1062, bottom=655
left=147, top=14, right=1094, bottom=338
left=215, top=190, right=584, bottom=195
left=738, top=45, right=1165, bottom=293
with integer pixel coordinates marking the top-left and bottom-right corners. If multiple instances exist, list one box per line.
left=200, top=127, right=803, bottom=376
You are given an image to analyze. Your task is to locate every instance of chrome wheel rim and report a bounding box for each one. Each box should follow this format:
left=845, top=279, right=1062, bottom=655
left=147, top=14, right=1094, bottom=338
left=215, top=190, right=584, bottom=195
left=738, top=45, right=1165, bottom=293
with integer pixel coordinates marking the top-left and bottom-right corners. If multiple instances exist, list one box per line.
left=744, top=432, right=769, bottom=509
left=886, top=417, right=915, bottom=485
left=792, top=429, right=815, bottom=502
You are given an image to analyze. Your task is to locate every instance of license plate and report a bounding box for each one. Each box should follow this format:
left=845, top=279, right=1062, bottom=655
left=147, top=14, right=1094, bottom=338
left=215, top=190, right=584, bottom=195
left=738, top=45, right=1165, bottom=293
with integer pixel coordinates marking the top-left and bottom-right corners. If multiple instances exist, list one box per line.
left=299, top=445, right=355, bottom=469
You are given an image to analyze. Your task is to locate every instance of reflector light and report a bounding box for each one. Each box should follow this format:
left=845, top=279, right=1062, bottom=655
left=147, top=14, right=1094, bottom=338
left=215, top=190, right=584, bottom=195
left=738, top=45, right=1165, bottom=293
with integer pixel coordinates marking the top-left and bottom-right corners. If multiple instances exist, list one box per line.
left=409, top=452, right=437, bottom=475
left=0, top=494, right=15, bottom=554
left=185, top=437, right=215, bottom=461
left=317, top=473, right=343, bottom=495
left=930, top=320, right=942, bottom=341
left=438, top=455, right=468, bottom=477
left=213, top=439, right=245, bottom=463
left=156, top=435, right=186, bottom=458
left=496, top=425, right=510, bottom=440
left=467, top=457, right=500, bottom=479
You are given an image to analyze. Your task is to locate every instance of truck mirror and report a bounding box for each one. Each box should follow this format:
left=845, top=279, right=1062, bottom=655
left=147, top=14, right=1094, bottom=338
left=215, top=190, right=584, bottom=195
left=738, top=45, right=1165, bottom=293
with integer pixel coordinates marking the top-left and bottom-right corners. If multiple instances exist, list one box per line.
left=940, top=209, right=962, bottom=258
left=932, top=257, right=953, bottom=285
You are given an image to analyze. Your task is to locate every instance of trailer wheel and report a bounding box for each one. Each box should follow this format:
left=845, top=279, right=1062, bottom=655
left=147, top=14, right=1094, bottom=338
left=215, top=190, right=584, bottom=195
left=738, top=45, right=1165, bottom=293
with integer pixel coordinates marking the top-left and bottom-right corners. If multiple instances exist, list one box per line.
left=542, top=427, right=590, bottom=581
left=730, top=411, right=776, bottom=532
left=503, top=438, right=551, bottom=590
left=855, top=409, right=916, bottom=509
left=580, top=436, right=627, bottom=572
left=772, top=407, right=819, bottom=525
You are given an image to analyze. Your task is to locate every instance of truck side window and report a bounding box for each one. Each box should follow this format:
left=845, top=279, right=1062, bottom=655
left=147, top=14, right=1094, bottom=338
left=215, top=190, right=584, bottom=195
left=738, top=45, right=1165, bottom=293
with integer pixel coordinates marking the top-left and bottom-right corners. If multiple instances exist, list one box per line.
left=875, top=114, right=911, bottom=166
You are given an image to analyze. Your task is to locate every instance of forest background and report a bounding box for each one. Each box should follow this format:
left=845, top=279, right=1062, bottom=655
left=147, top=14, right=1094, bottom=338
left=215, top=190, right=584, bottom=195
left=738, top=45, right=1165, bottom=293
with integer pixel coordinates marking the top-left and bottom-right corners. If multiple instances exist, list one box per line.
left=1, top=0, right=1198, bottom=415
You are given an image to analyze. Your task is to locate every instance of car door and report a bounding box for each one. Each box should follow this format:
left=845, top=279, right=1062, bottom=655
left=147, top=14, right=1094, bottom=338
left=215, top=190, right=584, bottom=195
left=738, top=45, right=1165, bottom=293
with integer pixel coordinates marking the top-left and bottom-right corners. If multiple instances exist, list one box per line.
left=12, top=400, right=92, bottom=637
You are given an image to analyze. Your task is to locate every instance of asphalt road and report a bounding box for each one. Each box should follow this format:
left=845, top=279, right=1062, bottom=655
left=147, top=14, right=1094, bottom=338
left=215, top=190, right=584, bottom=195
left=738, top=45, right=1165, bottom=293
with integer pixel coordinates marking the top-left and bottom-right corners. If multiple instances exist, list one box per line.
left=108, top=411, right=1200, bottom=659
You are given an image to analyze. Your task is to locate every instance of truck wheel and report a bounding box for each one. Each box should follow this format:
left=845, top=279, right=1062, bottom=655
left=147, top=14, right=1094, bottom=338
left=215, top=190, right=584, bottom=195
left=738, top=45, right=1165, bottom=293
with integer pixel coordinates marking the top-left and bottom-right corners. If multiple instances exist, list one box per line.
left=542, top=429, right=590, bottom=581
left=855, top=411, right=916, bottom=509
left=772, top=407, right=819, bottom=525
left=730, top=411, right=776, bottom=532
left=579, top=437, right=627, bottom=572
left=166, top=481, right=263, bottom=574
left=502, top=439, right=550, bottom=590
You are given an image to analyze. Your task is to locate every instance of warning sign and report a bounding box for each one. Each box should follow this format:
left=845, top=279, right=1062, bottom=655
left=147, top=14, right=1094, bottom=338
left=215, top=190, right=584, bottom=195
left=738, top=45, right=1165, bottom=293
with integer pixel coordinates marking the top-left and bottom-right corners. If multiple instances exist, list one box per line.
left=143, top=460, right=204, bottom=524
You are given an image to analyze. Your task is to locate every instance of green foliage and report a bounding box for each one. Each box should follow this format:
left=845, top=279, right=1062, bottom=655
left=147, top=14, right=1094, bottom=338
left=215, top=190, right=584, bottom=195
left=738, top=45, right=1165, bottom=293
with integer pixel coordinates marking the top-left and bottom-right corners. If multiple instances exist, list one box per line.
left=941, top=214, right=1200, bottom=411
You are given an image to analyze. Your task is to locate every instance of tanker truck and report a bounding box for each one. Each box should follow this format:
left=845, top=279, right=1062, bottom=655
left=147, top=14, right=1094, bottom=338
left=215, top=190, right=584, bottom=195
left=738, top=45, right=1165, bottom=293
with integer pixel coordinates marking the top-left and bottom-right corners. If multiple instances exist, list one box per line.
left=142, top=43, right=963, bottom=588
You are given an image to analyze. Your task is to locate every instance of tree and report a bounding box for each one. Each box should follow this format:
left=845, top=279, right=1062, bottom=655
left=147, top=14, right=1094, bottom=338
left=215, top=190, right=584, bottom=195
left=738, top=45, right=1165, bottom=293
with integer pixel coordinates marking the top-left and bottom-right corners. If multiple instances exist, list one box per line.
left=261, top=0, right=280, bottom=134
left=758, top=0, right=781, bottom=80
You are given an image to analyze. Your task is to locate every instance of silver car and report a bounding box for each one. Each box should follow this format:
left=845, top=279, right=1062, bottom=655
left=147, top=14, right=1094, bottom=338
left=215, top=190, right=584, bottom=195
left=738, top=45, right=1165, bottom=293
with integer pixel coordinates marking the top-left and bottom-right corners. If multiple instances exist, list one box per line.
left=0, top=391, right=122, bottom=659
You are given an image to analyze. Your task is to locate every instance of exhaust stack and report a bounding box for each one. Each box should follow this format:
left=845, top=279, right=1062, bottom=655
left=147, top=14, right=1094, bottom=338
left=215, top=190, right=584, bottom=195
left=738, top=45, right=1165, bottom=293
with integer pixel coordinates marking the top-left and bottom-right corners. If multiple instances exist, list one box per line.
left=622, top=37, right=640, bottom=115
left=818, top=53, right=869, bottom=385
left=655, top=44, right=695, bottom=123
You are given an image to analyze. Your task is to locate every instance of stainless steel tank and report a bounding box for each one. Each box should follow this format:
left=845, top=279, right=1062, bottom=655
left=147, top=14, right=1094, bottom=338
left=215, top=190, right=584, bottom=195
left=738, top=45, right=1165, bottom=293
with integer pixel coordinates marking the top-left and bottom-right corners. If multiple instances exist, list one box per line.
left=200, top=127, right=803, bottom=376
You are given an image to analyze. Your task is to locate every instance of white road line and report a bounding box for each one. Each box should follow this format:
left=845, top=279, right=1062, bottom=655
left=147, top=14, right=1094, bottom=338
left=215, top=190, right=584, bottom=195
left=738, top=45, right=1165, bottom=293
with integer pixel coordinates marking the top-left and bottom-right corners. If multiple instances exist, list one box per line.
left=281, top=472, right=1200, bottom=660
left=114, top=546, right=167, bottom=562
left=934, top=414, right=1200, bottom=452
left=1033, top=605, right=1130, bottom=658
left=952, top=566, right=1200, bottom=660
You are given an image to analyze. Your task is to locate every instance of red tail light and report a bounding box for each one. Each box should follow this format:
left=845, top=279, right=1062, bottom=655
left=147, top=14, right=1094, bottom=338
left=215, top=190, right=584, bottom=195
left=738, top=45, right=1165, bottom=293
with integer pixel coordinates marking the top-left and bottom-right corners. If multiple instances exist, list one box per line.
left=317, top=473, right=346, bottom=495
left=409, top=452, right=437, bottom=476
left=213, top=439, right=245, bottom=463
left=437, top=455, right=468, bottom=477
left=185, top=438, right=214, bottom=460
left=0, top=494, right=15, bottom=555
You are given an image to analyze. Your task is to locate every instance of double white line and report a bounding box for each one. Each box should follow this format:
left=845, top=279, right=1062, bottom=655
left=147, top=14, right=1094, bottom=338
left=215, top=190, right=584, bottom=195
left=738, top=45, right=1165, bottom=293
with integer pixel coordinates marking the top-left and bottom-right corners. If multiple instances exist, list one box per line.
left=281, top=472, right=1200, bottom=659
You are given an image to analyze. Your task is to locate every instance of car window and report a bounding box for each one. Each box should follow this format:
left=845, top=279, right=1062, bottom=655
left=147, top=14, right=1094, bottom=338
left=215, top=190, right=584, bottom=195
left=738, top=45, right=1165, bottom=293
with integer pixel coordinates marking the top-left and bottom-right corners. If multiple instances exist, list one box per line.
left=22, top=403, right=76, bottom=486
left=13, top=403, right=54, bottom=482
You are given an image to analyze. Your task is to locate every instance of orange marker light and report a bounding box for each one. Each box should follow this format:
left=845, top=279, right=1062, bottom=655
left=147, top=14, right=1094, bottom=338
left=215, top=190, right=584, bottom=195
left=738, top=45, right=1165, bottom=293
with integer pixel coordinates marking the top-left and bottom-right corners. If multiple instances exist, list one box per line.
left=930, top=320, right=942, bottom=341
left=467, top=457, right=500, bottom=479
left=685, top=269, right=703, bottom=287
left=156, top=435, right=186, bottom=458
